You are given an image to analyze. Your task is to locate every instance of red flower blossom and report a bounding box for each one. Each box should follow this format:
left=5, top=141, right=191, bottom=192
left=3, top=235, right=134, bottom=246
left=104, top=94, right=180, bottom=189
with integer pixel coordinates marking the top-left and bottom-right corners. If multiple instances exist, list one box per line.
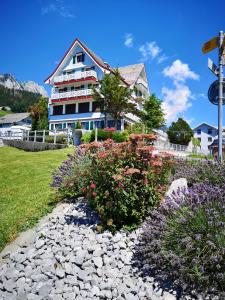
left=92, top=192, right=97, bottom=197
left=90, top=183, right=96, bottom=189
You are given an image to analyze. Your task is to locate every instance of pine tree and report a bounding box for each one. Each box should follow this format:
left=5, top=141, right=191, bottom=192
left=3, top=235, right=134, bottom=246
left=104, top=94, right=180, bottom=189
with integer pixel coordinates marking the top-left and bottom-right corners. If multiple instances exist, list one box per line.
left=167, top=118, right=193, bottom=145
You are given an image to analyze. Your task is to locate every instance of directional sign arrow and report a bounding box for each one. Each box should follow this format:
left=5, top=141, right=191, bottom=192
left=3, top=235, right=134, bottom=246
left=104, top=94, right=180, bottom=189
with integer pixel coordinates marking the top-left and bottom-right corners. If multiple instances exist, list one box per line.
left=208, top=58, right=219, bottom=76
left=202, top=36, right=218, bottom=54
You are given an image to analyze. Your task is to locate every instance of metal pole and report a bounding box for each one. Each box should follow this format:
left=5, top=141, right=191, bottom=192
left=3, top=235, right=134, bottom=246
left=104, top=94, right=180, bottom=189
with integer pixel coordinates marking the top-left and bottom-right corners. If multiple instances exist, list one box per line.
left=218, top=31, right=224, bottom=163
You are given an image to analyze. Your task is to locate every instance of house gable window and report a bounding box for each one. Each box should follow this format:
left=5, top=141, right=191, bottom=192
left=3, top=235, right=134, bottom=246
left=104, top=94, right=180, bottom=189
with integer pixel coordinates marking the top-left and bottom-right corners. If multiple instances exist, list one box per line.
left=73, top=52, right=85, bottom=64
left=208, top=129, right=212, bottom=135
left=197, top=129, right=201, bottom=135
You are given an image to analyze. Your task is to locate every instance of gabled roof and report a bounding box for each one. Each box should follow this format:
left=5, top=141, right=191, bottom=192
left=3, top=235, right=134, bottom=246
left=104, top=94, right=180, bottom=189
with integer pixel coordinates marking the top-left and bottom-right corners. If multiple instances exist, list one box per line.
left=0, top=112, right=30, bottom=124
left=118, top=63, right=146, bottom=85
left=192, top=122, right=217, bottom=130
left=44, top=38, right=112, bottom=84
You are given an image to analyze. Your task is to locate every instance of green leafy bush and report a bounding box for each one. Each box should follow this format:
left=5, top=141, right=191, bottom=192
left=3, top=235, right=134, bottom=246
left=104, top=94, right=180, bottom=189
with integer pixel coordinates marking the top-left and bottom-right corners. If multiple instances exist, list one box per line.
left=111, top=131, right=128, bottom=142
left=81, top=128, right=129, bottom=144
left=81, top=132, right=92, bottom=143
left=45, top=134, right=67, bottom=144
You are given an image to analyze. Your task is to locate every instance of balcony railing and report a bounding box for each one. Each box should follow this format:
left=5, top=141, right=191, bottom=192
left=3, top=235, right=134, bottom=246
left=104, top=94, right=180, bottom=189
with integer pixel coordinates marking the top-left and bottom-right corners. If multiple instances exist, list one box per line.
left=54, top=70, right=97, bottom=83
left=50, top=89, right=92, bottom=100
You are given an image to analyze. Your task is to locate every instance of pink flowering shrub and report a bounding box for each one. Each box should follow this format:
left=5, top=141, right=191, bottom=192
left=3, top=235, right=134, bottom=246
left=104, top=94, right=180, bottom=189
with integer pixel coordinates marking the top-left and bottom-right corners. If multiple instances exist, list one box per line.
left=53, top=134, right=174, bottom=230
left=78, top=134, right=174, bottom=230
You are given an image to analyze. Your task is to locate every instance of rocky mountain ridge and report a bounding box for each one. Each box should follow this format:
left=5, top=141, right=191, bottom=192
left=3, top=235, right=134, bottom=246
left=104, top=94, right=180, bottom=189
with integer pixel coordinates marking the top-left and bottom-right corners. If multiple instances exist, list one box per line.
left=0, top=74, right=48, bottom=97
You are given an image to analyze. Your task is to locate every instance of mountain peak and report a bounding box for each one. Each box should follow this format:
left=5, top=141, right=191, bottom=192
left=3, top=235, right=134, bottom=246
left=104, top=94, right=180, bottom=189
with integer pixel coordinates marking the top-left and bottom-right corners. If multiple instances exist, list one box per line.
left=0, top=73, right=48, bottom=97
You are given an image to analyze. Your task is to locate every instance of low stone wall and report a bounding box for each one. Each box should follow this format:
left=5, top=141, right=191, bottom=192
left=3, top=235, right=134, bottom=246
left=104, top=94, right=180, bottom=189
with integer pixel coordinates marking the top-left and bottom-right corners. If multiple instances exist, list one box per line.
left=3, top=139, right=67, bottom=152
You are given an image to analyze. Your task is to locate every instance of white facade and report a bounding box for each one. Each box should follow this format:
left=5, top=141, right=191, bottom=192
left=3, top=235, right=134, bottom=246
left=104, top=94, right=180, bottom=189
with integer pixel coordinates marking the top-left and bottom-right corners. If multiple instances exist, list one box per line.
left=193, top=123, right=218, bottom=154
left=45, top=38, right=149, bottom=131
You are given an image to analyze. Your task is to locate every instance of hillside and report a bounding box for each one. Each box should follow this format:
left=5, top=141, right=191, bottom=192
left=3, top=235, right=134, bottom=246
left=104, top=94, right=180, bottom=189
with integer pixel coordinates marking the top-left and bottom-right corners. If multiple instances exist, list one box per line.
left=0, top=74, right=48, bottom=113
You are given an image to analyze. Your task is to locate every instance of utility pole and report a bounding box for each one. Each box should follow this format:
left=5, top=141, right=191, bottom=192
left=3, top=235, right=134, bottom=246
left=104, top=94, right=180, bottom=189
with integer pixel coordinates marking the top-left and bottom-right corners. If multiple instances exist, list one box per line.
left=203, top=31, right=225, bottom=163
left=218, top=31, right=224, bottom=162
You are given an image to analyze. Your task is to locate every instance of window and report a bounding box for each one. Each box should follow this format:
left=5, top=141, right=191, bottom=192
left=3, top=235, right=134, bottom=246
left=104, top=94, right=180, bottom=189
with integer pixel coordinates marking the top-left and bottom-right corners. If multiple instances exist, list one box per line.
left=208, top=129, right=212, bottom=135
left=50, top=124, right=54, bottom=130
left=198, top=138, right=201, bottom=142
left=92, top=101, right=100, bottom=112
left=59, top=87, right=67, bottom=93
left=197, top=129, right=201, bottom=135
left=81, top=122, right=89, bottom=130
left=53, top=105, right=63, bottom=115
left=65, top=104, right=76, bottom=114
left=55, top=123, right=62, bottom=130
left=73, top=52, right=85, bottom=64
left=68, top=123, right=76, bottom=129
left=107, top=120, right=115, bottom=128
left=63, top=123, right=67, bottom=129
left=78, top=102, right=90, bottom=113
left=76, top=53, right=85, bottom=63
left=208, top=137, right=212, bottom=142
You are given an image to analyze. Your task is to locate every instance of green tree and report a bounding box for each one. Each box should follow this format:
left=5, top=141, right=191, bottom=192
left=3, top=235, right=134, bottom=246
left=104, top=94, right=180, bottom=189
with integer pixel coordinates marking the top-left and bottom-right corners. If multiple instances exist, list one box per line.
left=92, top=69, right=139, bottom=128
left=141, top=94, right=165, bottom=130
left=28, top=97, right=48, bottom=130
left=167, top=118, right=193, bottom=145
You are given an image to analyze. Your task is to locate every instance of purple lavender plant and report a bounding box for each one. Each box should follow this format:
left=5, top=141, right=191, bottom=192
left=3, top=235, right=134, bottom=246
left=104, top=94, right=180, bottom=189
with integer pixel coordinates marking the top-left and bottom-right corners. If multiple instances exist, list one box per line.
left=51, top=147, right=91, bottom=199
left=138, top=183, right=225, bottom=295
left=171, top=159, right=225, bottom=188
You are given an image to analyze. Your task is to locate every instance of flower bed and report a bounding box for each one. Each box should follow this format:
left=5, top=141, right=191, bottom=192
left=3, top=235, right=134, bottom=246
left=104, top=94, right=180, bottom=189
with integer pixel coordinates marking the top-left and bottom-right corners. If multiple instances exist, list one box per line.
left=52, top=134, right=173, bottom=231
left=138, top=159, right=225, bottom=296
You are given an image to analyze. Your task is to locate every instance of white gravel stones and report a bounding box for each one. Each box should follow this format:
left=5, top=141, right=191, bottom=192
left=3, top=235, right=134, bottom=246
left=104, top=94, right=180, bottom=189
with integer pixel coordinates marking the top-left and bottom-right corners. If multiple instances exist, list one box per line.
left=0, top=200, right=176, bottom=299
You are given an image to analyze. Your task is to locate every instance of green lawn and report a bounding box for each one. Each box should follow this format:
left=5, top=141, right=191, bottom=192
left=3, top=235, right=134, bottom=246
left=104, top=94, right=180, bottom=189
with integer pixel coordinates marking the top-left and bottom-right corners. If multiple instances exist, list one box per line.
left=0, top=110, right=11, bottom=117
left=0, top=146, right=74, bottom=250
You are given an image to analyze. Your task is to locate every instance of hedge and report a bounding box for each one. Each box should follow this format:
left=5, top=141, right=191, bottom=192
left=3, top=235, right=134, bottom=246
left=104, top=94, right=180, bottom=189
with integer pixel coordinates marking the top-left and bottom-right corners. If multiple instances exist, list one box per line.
left=3, top=140, right=67, bottom=152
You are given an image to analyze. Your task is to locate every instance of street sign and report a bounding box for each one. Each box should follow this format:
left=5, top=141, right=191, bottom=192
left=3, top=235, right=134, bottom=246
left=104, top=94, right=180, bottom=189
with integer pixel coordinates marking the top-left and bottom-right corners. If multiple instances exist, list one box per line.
left=208, top=79, right=225, bottom=105
left=202, top=36, right=218, bottom=54
left=208, top=58, right=219, bottom=76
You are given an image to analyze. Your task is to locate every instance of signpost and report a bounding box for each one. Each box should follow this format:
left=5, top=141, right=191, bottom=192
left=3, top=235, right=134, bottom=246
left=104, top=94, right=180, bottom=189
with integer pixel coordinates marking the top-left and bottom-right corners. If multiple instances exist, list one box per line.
left=208, top=79, right=225, bottom=105
left=203, top=31, right=224, bottom=162
left=202, top=36, right=218, bottom=54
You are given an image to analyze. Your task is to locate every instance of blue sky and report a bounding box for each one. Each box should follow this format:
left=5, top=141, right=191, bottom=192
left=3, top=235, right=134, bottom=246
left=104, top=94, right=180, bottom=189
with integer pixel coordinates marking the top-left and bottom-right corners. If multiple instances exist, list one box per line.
left=1, top=0, right=225, bottom=127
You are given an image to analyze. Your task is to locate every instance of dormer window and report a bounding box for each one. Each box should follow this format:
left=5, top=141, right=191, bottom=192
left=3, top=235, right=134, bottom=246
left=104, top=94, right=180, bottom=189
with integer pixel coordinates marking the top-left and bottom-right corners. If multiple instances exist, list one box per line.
left=73, top=52, right=85, bottom=64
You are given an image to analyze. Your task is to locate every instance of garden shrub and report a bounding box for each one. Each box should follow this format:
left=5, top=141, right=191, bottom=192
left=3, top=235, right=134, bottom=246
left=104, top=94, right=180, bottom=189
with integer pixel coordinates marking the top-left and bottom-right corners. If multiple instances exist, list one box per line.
left=81, top=132, right=92, bottom=143
left=138, top=183, right=225, bottom=295
left=3, top=139, right=67, bottom=151
left=53, top=134, right=174, bottom=231
left=81, top=128, right=129, bottom=144
left=45, top=134, right=67, bottom=144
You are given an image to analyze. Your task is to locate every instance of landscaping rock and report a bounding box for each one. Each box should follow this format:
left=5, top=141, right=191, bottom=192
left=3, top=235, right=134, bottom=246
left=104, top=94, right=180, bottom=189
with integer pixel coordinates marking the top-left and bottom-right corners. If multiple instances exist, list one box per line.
left=0, top=200, right=178, bottom=299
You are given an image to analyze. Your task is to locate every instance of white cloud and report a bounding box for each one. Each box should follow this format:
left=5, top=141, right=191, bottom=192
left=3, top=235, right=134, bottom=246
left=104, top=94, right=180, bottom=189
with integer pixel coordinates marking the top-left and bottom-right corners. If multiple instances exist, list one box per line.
left=41, top=0, right=74, bottom=18
left=124, top=33, right=134, bottom=48
left=163, top=59, right=199, bottom=83
left=162, top=83, right=193, bottom=122
left=139, top=41, right=162, bottom=61
left=157, top=54, right=168, bottom=64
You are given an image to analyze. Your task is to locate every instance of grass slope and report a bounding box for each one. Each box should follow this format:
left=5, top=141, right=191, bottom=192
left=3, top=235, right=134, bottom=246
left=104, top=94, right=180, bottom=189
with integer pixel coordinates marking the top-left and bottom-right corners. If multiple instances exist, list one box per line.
left=0, top=146, right=74, bottom=251
left=0, top=110, right=11, bottom=117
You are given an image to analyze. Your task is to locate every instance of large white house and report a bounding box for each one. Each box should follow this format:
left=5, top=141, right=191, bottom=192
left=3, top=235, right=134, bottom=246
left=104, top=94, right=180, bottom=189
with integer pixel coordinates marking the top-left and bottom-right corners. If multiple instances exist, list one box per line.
left=44, top=38, right=149, bottom=131
left=193, top=122, right=218, bottom=154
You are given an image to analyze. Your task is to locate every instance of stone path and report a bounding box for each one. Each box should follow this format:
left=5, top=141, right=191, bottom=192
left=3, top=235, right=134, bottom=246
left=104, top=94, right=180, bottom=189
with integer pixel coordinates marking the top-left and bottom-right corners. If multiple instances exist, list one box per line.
left=0, top=200, right=176, bottom=300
